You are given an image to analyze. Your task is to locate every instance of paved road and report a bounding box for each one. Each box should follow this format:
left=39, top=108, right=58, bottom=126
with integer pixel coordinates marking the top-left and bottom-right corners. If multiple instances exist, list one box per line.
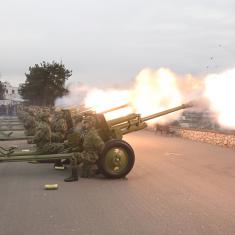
left=0, top=131, right=234, bottom=235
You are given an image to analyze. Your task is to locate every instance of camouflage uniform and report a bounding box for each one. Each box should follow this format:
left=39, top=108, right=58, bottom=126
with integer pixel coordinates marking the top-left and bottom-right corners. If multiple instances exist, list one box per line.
left=31, top=112, right=64, bottom=154
left=64, top=114, right=83, bottom=152
left=64, top=116, right=105, bottom=182
left=51, top=111, right=68, bottom=143
left=77, top=126, right=104, bottom=178
left=24, top=110, right=36, bottom=136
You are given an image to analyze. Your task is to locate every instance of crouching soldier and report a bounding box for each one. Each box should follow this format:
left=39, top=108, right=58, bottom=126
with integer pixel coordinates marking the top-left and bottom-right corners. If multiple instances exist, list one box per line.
left=64, top=116, right=105, bottom=182
left=51, top=110, right=68, bottom=143
left=29, top=112, right=64, bottom=154
left=24, top=109, right=36, bottom=136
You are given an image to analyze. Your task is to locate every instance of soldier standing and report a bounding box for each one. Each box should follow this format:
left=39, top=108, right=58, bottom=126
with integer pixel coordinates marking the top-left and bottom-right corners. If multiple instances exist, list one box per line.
left=64, top=116, right=105, bottom=182
left=64, top=114, right=84, bottom=152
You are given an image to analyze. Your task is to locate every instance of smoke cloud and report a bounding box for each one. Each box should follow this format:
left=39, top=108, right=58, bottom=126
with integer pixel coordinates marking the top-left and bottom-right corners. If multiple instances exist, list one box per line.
left=55, top=66, right=235, bottom=128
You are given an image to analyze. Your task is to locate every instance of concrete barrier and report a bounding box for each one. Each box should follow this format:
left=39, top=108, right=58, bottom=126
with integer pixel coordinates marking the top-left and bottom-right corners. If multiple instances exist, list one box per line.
left=176, top=128, right=235, bottom=148
left=148, top=126, right=235, bottom=148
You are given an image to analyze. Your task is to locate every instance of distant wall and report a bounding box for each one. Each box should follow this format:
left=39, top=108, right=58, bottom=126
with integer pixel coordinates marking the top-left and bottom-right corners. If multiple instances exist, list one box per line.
left=148, top=126, right=235, bottom=148
left=176, top=128, right=235, bottom=148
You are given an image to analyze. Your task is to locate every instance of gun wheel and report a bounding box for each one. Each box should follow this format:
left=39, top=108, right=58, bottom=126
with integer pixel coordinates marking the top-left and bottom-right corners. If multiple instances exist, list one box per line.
left=98, top=139, right=135, bottom=179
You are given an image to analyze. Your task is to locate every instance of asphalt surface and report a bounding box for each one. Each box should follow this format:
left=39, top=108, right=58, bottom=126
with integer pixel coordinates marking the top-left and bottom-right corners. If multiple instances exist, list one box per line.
left=0, top=131, right=234, bottom=235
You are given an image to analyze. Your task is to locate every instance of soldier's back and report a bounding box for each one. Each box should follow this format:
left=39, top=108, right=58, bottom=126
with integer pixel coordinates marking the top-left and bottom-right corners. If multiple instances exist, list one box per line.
left=83, top=128, right=104, bottom=152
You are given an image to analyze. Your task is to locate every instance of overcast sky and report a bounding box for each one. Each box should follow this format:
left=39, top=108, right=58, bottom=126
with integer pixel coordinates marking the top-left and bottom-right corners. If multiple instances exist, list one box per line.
left=0, top=0, right=234, bottom=87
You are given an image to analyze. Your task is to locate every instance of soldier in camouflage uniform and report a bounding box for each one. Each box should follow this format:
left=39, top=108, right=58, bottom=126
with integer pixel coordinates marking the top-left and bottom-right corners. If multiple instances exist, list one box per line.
left=24, top=109, right=36, bottom=136
left=51, top=110, right=68, bottom=143
left=29, top=112, right=64, bottom=154
left=64, top=114, right=84, bottom=152
left=64, top=116, right=105, bottom=182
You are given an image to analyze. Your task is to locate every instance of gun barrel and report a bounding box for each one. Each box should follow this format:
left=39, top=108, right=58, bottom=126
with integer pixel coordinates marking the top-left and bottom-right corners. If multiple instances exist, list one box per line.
left=101, top=104, right=129, bottom=114
left=107, top=103, right=193, bottom=137
left=141, top=103, right=193, bottom=122
left=80, top=103, right=129, bottom=115
left=0, top=136, right=33, bottom=141
left=1, top=121, right=21, bottom=123
left=0, top=128, right=25, bottom=131
left=0, top=117, right=19, bottom=120
left=107, top=113, right=139, bottom=127
left=0, top=153, right=73, bottom=163
left=79, top=107, right=94, bottom=114
left=1, top=124, right=22, bottom=127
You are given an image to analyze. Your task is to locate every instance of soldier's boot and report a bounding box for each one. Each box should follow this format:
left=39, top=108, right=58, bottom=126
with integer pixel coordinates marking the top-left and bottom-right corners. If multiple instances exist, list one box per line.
left=86, top=165, right=93, bottom=178
left=81, top=164, right=88, bottom=178
left=81, top=164, right=92, bottom=178
left=81, top=164, right=86, bottom=178
left=64, top=166, right=79, bottom=182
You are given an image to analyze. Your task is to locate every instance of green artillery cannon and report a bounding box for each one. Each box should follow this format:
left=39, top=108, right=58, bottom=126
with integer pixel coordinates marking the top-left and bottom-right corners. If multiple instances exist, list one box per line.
left=0, top=117, right=22, bottom=125
left=1, top=120, right=22, bottom=124
left=0, top=116, right=21, bottom=121
left=0, top=102, right=193, bottom=178
left=0, top=116, right=25, bottom=131
left=0, top=133, right=33, bottom=141
left=0, top=129, right=32, bottom=141
left=0, top=119, right=25, bottom=132
left=0, top=125, right=24, bottom=131
left=0, top=122, right=24, bottom=127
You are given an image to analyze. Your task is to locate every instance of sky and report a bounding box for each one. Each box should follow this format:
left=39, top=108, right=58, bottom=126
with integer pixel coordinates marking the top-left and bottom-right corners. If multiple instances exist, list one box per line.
left=0, top=0, right=234, bottom=87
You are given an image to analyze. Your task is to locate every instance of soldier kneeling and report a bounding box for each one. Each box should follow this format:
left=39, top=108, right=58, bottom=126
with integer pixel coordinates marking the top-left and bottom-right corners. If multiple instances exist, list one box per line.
left=64, top=116, right=104, bottom=182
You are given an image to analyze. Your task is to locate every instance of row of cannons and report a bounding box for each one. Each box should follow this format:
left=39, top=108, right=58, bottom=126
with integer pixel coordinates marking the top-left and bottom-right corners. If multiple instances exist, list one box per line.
left=0, top=104, right=18, bottom=116
left=0, top=102, right=193, bottom=180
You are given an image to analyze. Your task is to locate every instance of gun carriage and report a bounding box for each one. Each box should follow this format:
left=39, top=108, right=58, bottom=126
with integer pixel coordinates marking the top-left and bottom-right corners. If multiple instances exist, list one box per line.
left=0, top=103, right=192, bottom=178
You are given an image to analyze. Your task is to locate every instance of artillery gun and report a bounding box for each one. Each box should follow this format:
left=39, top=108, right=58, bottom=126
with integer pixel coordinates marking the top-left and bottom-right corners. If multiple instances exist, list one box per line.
left=0, top=117, right=23, bottom=125
left=0, top=102, right=193, bottom=179
left=0, top=119, right=28, bottom=140
left=0, top=116, right=20, bottom=122
left=0, top=116, right=25, bottom=133
left=0, top=122, right=24, bottom=130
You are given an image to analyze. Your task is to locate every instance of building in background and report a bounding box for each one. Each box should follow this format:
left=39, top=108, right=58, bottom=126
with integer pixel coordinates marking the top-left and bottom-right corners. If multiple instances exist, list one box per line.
left=0, top=81, right=23, bottom=115
left=2, top=81, right=22, bottom=101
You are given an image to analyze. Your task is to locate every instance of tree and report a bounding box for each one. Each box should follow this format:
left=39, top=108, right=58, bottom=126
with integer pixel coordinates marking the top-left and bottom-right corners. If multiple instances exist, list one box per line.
left=19, top=61, right=72, bottom=106
left=0, top=81, right=5, bottom=99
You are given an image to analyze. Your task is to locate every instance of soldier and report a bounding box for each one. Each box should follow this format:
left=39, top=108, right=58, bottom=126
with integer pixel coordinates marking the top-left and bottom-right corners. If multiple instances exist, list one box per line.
left=64, top=114, right=84, bottom=152
left=64, top=116, right=105, bottom=182
left=24, top=109, right=36, bottom=136
left=29, top=112, right=64, bottom=154
left=51, top=110, right=68, bottom=143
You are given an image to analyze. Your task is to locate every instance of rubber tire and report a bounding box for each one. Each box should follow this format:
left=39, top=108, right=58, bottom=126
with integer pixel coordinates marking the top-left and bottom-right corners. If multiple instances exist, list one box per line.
left=98, top=139, right=135, bottom=179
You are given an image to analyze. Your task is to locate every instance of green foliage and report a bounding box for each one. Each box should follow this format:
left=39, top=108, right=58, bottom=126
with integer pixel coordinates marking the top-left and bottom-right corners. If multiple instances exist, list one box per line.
left=19, top=61, right=72, bottom=105
left=0, top=81, right=6, bottom=99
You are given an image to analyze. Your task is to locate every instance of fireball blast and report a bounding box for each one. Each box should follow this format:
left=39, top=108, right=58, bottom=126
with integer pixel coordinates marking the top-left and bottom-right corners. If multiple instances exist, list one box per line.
left=0, top=102, right=192, bottom=179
